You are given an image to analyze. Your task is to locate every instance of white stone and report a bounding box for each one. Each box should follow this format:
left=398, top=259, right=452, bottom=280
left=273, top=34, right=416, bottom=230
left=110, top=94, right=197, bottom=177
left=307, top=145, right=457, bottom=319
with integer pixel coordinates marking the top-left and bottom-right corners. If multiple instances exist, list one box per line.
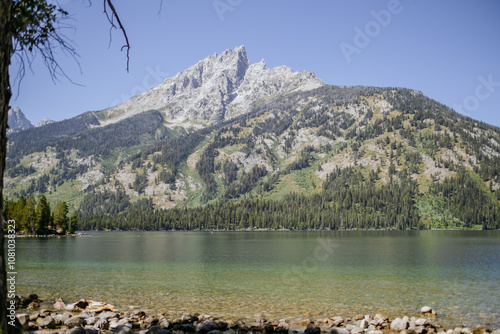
left=421, top=306, right=432, bottom=313
left=415, top=318, right=427, bottom=326
left=390, top=318, right=402, bottom=331
left=359, top=319, right=369, bottom=329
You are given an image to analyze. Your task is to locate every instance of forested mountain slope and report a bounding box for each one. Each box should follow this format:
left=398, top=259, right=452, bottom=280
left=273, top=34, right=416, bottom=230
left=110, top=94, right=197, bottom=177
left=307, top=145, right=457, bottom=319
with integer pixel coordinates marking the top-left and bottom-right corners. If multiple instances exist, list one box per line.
left=5, top=49, right=500, bottom=230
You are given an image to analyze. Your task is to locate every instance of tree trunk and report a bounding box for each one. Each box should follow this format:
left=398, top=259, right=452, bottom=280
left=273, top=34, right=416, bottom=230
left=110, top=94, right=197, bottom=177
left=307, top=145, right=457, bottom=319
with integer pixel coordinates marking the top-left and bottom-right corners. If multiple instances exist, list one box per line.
left=0, top=0, right=13, bottom=333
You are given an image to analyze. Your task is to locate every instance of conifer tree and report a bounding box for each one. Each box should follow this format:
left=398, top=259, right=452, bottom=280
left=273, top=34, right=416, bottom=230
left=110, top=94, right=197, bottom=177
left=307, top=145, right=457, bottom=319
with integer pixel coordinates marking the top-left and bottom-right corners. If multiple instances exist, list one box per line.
left=9, top=194, right=25, bottom=227
left=68, top=211, right=78, bottom=234
left=24, top=194, right=37, bottom=234
left=53, top=201, right=69, bottom=234
left=36, top=194, right=51, bottom=234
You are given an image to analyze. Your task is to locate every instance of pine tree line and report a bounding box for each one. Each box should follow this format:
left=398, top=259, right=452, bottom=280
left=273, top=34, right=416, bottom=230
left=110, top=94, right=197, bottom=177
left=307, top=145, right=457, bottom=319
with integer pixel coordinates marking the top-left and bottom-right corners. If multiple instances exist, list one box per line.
left=75, top=165, right=499, bottom=231
left=3, top=195, right=77, bottom=235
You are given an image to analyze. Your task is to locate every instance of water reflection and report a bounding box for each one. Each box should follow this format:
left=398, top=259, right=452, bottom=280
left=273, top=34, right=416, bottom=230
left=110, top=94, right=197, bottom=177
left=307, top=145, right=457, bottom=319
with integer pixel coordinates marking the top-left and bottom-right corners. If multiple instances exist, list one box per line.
left=15, top=230, right=500, bottom=327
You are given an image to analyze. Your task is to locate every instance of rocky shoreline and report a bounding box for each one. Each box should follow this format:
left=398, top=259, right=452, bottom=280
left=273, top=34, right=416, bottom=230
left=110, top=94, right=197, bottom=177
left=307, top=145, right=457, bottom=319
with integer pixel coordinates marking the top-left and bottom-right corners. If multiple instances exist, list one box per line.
left=11, top=296, right=500, bottom=334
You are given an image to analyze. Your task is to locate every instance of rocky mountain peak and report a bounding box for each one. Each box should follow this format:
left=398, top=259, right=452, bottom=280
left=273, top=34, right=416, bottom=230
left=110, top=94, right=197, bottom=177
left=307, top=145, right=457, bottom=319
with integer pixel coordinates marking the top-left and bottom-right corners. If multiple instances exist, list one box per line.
left=99, top=46, right=323, bottom=127
left=8, top=107, right=34, bottom=133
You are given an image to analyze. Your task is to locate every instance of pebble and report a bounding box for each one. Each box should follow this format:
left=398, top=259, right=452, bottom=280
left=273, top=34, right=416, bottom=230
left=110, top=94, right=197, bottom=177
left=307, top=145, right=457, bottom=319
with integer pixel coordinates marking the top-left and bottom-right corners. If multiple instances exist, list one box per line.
left=196, top=320, right=218, bottom=333
left=146, top=325, right=171, bottom=334
left=359, top=319, right=369, bottom=329
left=350, top=327, right=364, bottom=334
left=330, top=328, right=349, bottom=334
left=66, top=327, right=87, bottom=334
left=415, top=318, right=427, bottom=326
left=65, top=316, right=85, bottom=327
left=114, top=325, right=135, bottom=334
left=100, top=311, right=119, bottom=319
left=305, top=324, right=321, bottom=334
left=37, top=315, right=56, bottom=329
left=421, top=306, right=432, bottom=313
left=95, top=317, right=110, bottom=329
left=85, top=326, right=101, bottom=334
left=16, top=313, right=30, bottom=330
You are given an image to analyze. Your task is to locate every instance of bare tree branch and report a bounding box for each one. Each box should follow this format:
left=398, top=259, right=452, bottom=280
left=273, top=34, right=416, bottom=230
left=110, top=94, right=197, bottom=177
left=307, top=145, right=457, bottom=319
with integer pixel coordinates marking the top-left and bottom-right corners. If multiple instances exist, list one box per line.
left=103, top=0, right=130, bottom=72
left=11, top=2, right=82, bottom=96
left=158, top=0, right=164, bottom=17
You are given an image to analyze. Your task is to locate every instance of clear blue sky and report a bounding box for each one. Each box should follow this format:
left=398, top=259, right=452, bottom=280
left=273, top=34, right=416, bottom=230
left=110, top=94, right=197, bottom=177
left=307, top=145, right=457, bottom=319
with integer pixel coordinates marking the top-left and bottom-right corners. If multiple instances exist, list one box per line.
left=10, top=0, right=500, bottom=127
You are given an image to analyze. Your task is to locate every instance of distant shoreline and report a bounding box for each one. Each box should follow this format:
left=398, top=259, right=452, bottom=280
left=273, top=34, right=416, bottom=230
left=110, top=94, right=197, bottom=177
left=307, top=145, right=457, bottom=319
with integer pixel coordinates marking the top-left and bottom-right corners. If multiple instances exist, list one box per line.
left=14, top=233, right=91, bottom=238
left=14, top=228, right=498, bottom=238
left=71, top=227, right=498, bottom=233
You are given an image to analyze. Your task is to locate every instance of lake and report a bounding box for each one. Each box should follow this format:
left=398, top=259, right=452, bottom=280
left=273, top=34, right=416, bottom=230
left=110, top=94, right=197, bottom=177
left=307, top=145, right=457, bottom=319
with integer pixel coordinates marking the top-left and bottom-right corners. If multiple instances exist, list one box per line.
left=15, top=230, right=500, bottom=327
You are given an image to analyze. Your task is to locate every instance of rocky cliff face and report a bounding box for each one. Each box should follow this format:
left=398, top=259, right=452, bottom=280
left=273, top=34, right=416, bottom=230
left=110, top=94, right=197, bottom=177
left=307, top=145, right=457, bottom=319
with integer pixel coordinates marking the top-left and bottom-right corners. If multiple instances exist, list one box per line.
left=8, top=107, right=34, bottom=133
left=98, top=45, right=323, bottom=127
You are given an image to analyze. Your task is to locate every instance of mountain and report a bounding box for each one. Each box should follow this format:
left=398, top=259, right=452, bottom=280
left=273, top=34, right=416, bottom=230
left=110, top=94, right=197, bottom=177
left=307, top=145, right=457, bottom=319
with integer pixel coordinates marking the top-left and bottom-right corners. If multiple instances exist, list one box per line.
left=97, top=45, right=322, bottom=128
left=37, top=118, right=55, bottom=127
left=8, top=107, right=34, bottom=133
left=4, top=47, right=500, bottom=231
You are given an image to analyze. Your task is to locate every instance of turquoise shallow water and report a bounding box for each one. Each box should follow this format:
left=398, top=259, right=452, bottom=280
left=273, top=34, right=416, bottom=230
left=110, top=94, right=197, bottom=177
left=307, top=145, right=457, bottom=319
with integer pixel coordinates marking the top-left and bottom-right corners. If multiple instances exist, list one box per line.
left=15, top=230, right=500, bottom=327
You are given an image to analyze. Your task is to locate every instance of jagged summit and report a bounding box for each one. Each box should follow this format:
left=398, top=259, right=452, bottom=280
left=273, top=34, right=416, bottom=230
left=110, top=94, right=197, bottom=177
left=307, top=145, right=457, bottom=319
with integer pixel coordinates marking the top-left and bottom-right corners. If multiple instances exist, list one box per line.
left=99, top=45, right=323, bottom=127
left=8, top=107, right=34, bottom=133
